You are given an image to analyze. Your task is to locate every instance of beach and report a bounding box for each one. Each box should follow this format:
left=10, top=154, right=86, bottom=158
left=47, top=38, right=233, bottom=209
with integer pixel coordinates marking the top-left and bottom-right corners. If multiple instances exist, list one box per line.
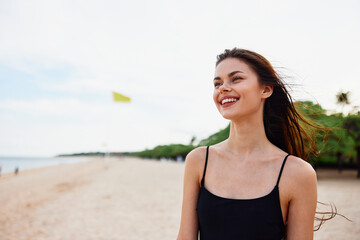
left=0, top=157, right=359, bottom=240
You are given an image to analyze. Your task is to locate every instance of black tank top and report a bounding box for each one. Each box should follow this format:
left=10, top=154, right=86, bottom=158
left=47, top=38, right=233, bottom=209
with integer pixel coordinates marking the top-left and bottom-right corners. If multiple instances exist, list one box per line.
left=196, top=146, right=289, bottom=240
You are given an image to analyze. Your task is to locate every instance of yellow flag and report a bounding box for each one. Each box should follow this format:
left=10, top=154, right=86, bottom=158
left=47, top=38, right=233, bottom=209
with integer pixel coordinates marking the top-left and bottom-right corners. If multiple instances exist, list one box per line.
left=113, top=92, right=131, bottom=102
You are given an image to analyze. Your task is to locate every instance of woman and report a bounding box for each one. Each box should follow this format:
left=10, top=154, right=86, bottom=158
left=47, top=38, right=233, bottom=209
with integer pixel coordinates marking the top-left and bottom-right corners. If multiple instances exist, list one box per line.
left=177, top=48, right=318, bottom=239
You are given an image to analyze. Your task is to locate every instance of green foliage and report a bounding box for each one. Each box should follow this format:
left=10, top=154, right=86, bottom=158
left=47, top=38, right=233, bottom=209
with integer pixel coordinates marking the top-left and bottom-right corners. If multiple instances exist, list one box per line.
left=344, top=112, right=360, bottom=144
left=131, top=144, right=195, bottom=159
left=130, top=125, right=231, bottom=160
left=295, top=101, right=326, bottom=120
left=130, top=101, right=360, bottom=169
left=198, top=124, right=230, bottom=146
left=295, top=101, right=358, bottom=166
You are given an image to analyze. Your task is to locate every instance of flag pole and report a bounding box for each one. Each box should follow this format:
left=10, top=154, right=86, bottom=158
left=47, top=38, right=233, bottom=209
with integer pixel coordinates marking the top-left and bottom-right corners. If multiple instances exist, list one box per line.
left=108, top=91, right=131, bottom=161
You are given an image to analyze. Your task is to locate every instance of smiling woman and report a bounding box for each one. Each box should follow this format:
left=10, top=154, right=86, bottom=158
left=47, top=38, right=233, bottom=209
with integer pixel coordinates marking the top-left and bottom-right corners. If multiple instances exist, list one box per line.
left=177, top=48, right=329, bottom=240
left=213, top=58, right=273, bottom=122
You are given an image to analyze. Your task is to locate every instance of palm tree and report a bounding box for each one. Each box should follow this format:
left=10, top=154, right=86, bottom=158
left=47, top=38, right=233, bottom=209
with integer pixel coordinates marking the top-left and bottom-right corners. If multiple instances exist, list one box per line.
left=336, top=91, right=350, bottom=114
left=335, top=91, right=351, bottom=172
left=335, top=91, right=360, bottom=177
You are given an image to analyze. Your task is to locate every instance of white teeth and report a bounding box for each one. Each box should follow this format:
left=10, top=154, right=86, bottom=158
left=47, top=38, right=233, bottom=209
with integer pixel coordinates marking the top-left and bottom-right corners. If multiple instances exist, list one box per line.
left=221, top=98, right=238, bottom=104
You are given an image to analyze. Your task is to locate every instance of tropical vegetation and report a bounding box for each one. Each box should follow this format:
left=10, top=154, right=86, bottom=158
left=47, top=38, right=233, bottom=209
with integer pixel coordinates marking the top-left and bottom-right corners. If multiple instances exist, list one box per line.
left=131, top=96, right=360, bottom=178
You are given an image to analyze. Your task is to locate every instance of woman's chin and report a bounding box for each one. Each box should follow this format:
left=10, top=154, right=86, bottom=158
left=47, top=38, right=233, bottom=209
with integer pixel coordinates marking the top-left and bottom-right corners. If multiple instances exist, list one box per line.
left=220, top=110, right=252, bottom=120
left=220, top=111, right=238, bottom=120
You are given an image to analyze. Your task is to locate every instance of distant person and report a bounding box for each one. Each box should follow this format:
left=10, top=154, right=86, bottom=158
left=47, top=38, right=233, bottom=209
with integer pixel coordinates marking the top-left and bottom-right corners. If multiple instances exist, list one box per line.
left=176, top=155, right=184, bottom=162
left=14, top=166, right=19, bottom=175
left=0, top=165, right=2, bottom=177
left=177, top=48, right=335, bottom=239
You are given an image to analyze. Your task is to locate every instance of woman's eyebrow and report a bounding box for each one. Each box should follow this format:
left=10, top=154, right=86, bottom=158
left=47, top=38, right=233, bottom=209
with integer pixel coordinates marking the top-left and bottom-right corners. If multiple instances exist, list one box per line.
left=214, top=70, right=245, bottom=81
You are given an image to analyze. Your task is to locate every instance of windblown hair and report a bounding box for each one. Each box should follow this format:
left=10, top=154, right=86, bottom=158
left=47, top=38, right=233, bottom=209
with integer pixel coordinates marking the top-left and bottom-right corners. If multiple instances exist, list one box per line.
left=216, top=48, right=345, bottom=232
left=216, top=48, right=316, bottom=160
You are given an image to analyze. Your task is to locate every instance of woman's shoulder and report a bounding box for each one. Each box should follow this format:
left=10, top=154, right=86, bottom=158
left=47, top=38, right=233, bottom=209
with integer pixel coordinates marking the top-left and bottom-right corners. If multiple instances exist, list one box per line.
left=185, top=146, right=208, bottom=166
left=285, top=155, right=316, bottom=179
left=282, top=155, right=317, bottom=197
left=184, top=146, right=209, bottom=186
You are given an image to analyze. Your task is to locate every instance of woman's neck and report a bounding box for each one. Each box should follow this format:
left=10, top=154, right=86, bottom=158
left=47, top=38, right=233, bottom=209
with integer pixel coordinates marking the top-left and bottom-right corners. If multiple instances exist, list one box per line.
left=225, top=114, right=272, bottom=158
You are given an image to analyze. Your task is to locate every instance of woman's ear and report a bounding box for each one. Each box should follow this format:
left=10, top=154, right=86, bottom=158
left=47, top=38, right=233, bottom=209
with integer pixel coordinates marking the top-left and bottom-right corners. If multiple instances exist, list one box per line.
left=261, top=85, right=273, bottom=99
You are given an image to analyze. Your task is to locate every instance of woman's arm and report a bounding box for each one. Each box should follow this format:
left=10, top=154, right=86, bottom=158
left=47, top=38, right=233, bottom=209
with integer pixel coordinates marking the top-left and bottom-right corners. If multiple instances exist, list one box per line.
left=286, top=157, right=318, bottom=240
left=177, top=148, right=205, bottom=240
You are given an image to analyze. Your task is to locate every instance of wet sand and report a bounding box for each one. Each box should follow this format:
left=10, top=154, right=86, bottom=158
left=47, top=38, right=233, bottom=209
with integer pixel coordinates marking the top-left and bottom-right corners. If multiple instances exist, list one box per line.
left=0, top=157, right=359, bottom=240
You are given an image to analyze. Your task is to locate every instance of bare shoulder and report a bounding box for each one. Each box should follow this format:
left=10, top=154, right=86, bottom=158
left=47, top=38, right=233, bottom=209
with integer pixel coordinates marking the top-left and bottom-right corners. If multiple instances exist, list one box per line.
left=282, top=155, right=317, bottom=197
left=285, top=155, right=317, bottom=180
left=184, top=147, right=208, bottom=184
left=185, top=146, right=208, bottom=166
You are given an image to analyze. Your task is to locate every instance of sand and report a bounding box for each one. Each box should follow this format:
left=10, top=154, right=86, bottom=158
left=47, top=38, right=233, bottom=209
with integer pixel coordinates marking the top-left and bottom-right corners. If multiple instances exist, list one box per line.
left=0, top=157, right=359, bottom=240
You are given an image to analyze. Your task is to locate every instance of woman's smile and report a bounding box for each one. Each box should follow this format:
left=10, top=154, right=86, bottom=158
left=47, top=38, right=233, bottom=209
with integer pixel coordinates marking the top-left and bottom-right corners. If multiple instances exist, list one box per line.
left=219, top=96, right=239, bottom=108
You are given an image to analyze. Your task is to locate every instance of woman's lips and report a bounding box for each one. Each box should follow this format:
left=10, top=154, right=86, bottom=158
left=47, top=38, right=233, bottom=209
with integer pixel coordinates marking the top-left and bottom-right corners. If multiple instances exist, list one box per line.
left=221, top=100, right=237, bottom=108
left=220, top=97, right=239, bottom=107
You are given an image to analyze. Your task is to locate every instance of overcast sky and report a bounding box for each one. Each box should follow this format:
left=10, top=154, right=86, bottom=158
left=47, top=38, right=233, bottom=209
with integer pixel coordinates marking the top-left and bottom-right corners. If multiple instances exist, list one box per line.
left=0, top=0, right=359, bottom=157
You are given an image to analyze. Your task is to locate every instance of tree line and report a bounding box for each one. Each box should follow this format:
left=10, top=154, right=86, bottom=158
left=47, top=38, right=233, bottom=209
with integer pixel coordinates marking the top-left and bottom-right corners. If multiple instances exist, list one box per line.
left=131, top=97, right=360, bottom=178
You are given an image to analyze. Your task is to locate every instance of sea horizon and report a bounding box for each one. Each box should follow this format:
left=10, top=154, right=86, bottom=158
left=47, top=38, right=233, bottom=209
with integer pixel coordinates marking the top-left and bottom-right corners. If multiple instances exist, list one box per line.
left=0, top=156, right=92, bottom=174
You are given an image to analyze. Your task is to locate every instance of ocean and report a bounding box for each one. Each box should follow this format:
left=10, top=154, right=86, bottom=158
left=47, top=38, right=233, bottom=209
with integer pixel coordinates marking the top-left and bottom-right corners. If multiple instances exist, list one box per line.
left=0, top=156, right=91, bottom=174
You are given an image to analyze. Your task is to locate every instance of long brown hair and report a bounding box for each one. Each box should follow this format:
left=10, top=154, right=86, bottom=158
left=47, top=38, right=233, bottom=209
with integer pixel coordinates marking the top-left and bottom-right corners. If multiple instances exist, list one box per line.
left=216, top=48, right=344, bottom=231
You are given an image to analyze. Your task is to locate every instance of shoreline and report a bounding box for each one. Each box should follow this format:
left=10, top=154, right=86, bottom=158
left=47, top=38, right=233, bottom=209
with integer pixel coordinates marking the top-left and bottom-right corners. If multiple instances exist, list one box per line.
left=0, top=155, right=94, bottom=175
left=0, top=156, right=99, bottom=180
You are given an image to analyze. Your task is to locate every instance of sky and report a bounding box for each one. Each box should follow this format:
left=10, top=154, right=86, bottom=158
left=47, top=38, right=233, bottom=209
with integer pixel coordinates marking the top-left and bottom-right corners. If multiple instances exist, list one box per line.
left=0, top=0, right=359, bottom=157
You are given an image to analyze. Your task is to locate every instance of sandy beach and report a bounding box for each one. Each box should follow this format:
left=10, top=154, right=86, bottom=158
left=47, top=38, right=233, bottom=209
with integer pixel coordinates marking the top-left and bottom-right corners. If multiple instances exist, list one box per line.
left=0, top=157, right=359, bottom=240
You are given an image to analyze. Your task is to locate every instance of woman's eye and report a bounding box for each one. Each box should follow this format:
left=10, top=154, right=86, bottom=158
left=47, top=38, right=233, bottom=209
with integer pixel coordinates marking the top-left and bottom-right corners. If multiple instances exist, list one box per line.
left=232, top=77, right=243, bottom=81
left=214, top=82, right=222, bottom=87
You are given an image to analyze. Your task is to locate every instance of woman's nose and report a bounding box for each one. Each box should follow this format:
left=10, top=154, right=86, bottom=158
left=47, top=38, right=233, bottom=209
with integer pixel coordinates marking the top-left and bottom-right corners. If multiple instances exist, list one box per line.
left=219, top=82, right=231, bottom=92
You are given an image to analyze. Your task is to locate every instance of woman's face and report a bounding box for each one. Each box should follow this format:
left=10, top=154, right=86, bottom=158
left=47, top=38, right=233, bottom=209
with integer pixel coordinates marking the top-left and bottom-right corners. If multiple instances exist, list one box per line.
left=213, top=57, right=271, bottom=120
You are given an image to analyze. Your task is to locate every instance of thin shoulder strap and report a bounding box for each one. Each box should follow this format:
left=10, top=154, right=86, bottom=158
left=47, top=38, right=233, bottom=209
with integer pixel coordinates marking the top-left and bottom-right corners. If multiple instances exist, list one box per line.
left=276, top=154, right=290, bottom=186
left=200, top=146, right=210, bottom=187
